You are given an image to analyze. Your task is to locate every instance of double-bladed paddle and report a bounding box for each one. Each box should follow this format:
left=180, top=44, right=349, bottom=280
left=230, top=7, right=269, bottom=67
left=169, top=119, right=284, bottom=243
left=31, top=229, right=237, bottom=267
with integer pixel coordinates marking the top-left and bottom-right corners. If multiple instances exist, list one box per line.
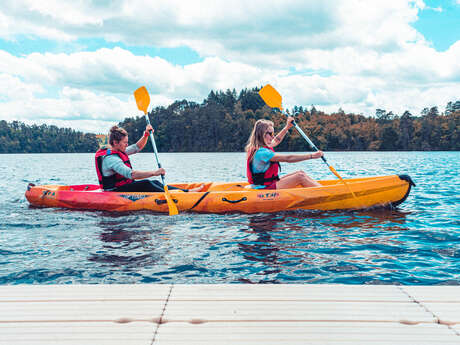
left=259, top=84, right=358, bottom=201
left=134, top=86, right=179, bottom=216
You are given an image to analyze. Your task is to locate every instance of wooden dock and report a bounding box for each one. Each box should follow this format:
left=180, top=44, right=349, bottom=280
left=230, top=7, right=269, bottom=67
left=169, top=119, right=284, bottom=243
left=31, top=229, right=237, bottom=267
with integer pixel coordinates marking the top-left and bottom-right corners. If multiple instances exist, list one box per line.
left=0, top=284, right=459, bottom=344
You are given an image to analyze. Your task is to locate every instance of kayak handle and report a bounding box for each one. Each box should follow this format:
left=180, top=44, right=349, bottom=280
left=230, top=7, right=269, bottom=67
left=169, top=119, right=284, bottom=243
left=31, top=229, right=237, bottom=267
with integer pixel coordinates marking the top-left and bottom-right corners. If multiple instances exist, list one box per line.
left=155, top=198, right=178, bottom=205
left=222, top=196, right=247, bottom=204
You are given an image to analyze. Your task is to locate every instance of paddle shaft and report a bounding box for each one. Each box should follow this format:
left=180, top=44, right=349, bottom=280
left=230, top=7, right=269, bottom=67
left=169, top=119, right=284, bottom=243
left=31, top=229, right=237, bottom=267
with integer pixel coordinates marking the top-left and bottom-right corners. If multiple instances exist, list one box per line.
left=278, top=108, right=328, bottom=166
left=285, top=113, right=358, bottom=200
left=291, top=119, right=328, bottom=165
left=144, top=113, right=165, bottom=186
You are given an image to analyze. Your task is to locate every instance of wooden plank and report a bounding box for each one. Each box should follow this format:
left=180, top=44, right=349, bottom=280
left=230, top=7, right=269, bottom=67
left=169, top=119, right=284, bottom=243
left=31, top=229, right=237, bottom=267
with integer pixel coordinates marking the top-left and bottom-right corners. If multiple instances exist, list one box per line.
left=0, top=300, right=164, bottom=323
left=453, top=324, right=460, bottom=334
left=0, top=322, right=154, bottom=345
left=1, top=284, right=458, bottom=345
left=402, top=287, right=460, bottom=324
left=170, top=284, right=410, bottom=302
left=402, top=286, right=460, bottom=303
left=163, top=300, right=435, bottom=323
left=154, top=322, right=460, bottom=345
left=422, top=303, right=460, bottom=324
left=0, top=284, right=172, bottom=302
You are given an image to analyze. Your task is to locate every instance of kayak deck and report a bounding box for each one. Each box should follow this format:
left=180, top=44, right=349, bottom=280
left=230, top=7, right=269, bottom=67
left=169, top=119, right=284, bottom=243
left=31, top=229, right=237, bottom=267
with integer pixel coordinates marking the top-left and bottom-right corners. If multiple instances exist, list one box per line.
left=25, top=175, right=415, bottom=214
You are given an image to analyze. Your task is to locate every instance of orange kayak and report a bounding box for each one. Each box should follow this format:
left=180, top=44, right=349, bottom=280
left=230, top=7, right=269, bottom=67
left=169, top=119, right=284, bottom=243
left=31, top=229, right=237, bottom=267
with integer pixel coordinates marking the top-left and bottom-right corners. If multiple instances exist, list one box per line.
left=25, top=175, right=414, bottom=214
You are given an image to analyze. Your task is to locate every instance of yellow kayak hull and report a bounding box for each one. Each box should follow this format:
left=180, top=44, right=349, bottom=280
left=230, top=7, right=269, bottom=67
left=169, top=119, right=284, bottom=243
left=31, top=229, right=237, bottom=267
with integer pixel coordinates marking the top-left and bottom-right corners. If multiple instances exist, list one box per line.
left=25, top=175, right=414, bottom=214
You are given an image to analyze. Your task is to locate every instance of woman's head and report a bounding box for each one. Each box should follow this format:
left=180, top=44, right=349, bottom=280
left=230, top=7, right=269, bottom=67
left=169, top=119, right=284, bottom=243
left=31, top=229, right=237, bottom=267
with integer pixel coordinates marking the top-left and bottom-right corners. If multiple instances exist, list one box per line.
left=245, top=119, right=274, bottom=160
left=109, top=125, right=128, bottom=151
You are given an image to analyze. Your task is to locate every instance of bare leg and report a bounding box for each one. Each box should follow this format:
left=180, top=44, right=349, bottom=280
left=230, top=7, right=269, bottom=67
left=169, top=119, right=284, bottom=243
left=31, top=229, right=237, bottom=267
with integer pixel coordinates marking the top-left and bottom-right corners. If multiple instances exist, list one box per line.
left=279, top=171, right=299, bottom=179
left=188, top=184, right=205, bottom=192
left=276, top=171, right=321, bottom=189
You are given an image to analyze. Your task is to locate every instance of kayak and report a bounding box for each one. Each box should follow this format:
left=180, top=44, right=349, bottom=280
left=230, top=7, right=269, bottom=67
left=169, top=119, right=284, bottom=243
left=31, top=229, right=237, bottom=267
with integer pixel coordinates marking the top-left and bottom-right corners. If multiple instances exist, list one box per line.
left=25, top=175, right=415, bottom=214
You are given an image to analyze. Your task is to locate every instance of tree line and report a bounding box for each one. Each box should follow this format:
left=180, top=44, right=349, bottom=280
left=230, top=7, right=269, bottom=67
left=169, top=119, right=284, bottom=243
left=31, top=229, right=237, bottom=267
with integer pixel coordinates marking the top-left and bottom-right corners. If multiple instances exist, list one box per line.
left=119, top=88, right=459, bottom=152
left=0, top=120, right=98, bottom=153
left=1, top=88, right=459, bottom=153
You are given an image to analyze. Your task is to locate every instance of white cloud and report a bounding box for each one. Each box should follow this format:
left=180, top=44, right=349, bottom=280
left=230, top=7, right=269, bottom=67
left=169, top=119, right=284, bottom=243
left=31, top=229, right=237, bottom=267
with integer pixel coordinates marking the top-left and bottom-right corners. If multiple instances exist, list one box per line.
left=0, top=41, right=459, bottom=133
left=0, top=48, right=273, bottom=131
left=0, top=1, right=430, bottom=64
left=0, top=0, right=459, bottom=133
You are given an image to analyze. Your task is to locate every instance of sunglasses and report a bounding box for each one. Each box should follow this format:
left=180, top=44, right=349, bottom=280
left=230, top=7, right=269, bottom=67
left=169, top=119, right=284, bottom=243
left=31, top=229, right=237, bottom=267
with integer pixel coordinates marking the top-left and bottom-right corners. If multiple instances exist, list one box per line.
left=265, top=131, right=274, bottom=137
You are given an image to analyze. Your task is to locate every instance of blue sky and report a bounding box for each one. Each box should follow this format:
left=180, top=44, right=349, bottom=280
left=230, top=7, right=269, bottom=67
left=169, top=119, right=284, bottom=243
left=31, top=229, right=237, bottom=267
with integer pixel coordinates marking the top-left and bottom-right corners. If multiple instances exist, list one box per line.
left=413, top=0, right=460, bottom=50
left=0, top=0, right=459, bottom=133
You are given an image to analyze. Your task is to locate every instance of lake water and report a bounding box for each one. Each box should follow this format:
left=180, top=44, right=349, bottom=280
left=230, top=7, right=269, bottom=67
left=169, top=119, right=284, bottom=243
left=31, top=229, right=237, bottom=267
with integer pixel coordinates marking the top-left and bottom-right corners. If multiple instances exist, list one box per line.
left=1, top=151, right=459, bottom=285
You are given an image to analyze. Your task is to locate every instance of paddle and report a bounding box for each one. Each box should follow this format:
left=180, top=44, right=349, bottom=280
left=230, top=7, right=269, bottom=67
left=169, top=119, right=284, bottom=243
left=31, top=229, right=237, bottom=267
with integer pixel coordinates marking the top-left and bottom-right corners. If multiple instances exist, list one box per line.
left=134, top=86, right=179, bottom=216
left=259, top=84, right=358, bottom=201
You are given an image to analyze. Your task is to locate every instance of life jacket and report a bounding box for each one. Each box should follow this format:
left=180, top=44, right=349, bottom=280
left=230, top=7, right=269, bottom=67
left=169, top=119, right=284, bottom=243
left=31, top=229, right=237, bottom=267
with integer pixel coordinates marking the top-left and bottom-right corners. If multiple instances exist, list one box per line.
left=247, top=146, right=280, bottom=186
left=95, top=148, right=134, bottom=190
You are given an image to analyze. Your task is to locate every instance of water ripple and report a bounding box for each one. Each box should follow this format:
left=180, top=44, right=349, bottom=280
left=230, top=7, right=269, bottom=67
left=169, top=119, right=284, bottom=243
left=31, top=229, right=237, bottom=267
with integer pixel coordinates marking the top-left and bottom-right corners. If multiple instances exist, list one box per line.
left=1, top=152, right=459, bottom=285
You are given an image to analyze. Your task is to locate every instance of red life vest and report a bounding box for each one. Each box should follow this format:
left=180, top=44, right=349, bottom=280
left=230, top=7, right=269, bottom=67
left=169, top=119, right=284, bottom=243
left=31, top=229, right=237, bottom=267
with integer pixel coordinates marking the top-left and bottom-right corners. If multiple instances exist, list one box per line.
left=95, top=148, right=134, bottom=190
left=247, top=146, right=280, bottom=186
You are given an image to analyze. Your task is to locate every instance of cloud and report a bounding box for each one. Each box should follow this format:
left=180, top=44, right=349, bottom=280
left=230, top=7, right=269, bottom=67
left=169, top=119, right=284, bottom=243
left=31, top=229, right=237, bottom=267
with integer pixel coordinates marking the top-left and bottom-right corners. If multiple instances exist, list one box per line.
left=1, top=40, right=459, bottom=132
left=0, top=1, right=431, bottom=66
left=0, top=0, right=458, bottom=133
left=425, top=6, right=443, bottom=12
left=0, top=48, right=272, bottom=131
left=0, top=48, right=269, bottom=98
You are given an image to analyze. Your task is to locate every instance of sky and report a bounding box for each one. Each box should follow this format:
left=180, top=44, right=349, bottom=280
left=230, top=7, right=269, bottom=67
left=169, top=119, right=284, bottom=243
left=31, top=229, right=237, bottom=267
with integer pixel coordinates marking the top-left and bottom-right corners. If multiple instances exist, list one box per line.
left=0, top=0, right=459, bottom=134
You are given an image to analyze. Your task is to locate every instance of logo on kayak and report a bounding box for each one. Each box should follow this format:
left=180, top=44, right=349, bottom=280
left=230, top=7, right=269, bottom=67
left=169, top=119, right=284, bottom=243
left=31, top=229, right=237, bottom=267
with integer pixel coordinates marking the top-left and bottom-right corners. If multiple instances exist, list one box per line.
left=41, top=190, right=55, bottom=199
left=119, top=194, right=149, bottom=202
left=257, top=192, right=279, bottom=200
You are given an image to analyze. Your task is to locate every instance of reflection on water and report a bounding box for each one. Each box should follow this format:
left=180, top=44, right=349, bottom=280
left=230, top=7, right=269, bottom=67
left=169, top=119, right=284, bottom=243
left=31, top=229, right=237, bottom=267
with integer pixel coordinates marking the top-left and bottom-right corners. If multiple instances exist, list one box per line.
left=238, top=215, right=284, bottom=283
left=237, top=209, right=414, bottom=284
left=1, top=152, right=459, bottom=285
left=88, top=216, right=171, bottom=272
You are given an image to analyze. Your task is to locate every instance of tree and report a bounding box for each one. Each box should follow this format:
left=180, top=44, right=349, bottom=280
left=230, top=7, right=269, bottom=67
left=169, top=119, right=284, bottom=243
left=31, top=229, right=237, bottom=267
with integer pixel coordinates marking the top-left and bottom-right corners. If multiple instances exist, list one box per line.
left=398, top=111, right=414, bottom=150
left=2, top=91, right=459, bottom=153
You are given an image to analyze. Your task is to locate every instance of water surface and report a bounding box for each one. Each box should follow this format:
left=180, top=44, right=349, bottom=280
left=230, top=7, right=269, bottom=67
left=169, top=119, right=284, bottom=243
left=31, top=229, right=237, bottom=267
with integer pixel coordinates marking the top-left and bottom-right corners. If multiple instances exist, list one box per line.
left=1, top=151, right=459, bottom=285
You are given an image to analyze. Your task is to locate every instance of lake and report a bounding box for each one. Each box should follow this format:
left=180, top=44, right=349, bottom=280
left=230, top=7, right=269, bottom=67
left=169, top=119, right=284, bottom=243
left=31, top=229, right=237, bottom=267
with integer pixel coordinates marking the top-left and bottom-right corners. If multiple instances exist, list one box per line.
left=1, top=151, right=459, bottom=285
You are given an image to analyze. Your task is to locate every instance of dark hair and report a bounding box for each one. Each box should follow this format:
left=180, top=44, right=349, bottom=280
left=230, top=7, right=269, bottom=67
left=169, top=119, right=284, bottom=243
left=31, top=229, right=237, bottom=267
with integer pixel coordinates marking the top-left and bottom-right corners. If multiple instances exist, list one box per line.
left=109, top=126, right=128, bottom=145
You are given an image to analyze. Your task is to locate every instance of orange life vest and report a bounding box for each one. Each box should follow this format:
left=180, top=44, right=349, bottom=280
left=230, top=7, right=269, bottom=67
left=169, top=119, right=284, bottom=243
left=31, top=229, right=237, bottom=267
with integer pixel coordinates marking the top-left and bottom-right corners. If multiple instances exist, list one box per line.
left=246, top=147, right=280, bottom=186
left=95, top=148, right=134, bottom=190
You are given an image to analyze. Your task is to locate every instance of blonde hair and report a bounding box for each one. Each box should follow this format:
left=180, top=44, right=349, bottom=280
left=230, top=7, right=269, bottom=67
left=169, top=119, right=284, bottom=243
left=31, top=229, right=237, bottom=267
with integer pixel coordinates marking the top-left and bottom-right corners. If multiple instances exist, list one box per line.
left=108, top=125, right=128, bottom=145
left=245, top=119, right=274, bottom=162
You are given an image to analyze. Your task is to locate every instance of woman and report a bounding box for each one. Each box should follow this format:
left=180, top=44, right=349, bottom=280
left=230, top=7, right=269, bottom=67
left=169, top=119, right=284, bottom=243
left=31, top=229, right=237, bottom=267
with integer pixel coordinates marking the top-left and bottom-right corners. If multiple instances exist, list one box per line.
left=95, top=125, right=203, bottom=192
left=245, top=118, right=323, bottom=189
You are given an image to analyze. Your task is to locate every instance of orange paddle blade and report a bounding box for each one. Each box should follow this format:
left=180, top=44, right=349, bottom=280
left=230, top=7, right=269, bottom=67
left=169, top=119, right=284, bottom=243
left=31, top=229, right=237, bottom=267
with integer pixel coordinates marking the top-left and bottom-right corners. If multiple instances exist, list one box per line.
left=259, top=84, right=283, bottom=110
left=329, top=165, right=359, bottom=201
left=134, top=86, right=150, bottom=114
left=328, top=165, right=343, bottom=181
left=164, top=185, right=179, bottom=216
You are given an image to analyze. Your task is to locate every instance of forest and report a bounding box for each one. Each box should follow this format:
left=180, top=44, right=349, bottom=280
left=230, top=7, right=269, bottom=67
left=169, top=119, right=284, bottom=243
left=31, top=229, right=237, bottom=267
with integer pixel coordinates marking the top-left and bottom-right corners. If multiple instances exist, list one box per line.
left=1, top=88, right=459, bottom=153
left=119, top=88, right=459, bottom=152
left=0, top=121, right=98, bottom=153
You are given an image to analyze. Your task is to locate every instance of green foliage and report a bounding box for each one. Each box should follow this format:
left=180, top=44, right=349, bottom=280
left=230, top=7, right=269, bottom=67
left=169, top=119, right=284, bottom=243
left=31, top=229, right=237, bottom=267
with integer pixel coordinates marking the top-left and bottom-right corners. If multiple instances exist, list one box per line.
left=1, top=88, right=459, bottom=153
left=119, top=89, right=458, bottom=152
left=0, top=120, right=98, bottom=153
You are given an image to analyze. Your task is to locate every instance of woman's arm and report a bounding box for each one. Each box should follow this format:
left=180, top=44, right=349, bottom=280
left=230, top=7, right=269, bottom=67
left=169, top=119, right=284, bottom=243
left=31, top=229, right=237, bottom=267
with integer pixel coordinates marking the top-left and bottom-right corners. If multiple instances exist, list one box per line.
left=270, top=150, right=323, bottom=163
left=270, top=116, right=294, bottom=147
left=105, top=155, right=165, bottom=180
left=136, top=124, right=154, bottom=150
left=131, top=168, right=165, bottom=180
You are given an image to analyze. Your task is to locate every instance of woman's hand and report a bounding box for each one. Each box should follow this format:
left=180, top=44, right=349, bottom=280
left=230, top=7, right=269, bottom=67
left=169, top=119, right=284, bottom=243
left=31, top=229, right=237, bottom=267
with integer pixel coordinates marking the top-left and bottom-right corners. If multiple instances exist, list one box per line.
left=311, top=150, right=323, bottom=159
left=154, top=168, right=165, bottom=176
left=144, top=124, right=154, bottom=137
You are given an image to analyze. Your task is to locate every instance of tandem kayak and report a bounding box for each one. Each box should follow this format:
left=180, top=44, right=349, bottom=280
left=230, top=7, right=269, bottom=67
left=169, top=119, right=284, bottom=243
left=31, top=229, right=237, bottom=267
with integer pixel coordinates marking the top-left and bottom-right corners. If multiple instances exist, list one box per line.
left=25, top=175, right=415, bottom=214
